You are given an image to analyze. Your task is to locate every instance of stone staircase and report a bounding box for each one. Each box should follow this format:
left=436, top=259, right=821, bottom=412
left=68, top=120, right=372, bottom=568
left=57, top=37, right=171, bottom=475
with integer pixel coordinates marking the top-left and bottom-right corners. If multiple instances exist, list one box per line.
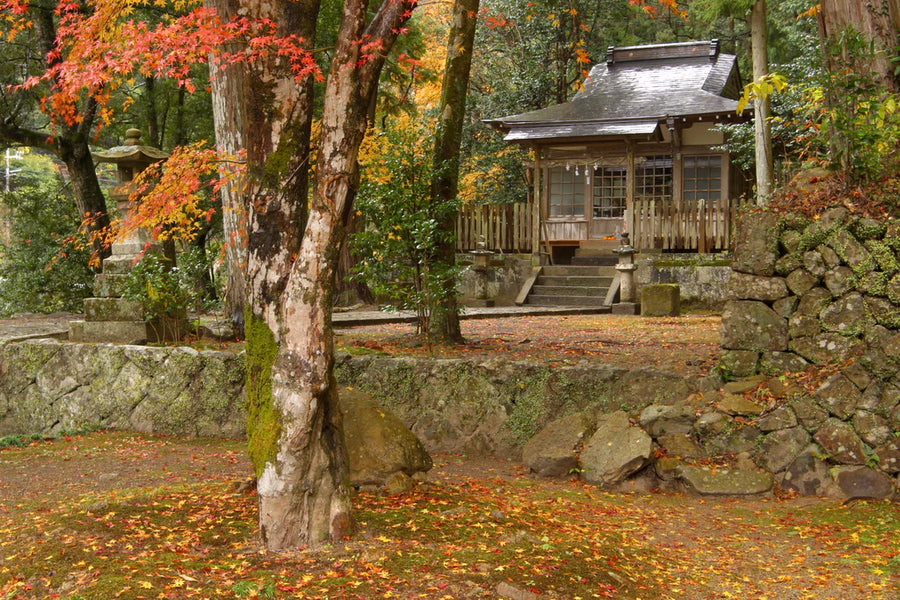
left=525, top=264, right=617, bottom=307
left=571, top=240, right=620, bottom=267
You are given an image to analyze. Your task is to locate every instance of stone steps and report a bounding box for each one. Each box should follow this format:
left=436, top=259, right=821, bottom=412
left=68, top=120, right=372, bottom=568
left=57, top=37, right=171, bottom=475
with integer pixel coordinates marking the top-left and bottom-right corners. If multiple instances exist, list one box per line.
left=525, top=265, right=616, bottom=307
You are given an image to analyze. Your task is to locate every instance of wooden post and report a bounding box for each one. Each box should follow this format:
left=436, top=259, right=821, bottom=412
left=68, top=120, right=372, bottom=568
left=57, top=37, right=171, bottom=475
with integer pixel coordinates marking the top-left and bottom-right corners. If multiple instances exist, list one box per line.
left=532, top=148, right=543, bottom=264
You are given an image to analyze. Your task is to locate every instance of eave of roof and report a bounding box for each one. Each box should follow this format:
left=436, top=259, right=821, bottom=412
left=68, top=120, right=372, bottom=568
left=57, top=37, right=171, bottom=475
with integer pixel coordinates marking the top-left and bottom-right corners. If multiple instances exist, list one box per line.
left=501, top=119, right=660, bottom=143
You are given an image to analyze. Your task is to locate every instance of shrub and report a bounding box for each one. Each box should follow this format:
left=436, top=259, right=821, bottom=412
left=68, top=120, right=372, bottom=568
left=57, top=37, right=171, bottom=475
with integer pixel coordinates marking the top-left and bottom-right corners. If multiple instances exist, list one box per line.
left=0, top=183, right=94, bottom=316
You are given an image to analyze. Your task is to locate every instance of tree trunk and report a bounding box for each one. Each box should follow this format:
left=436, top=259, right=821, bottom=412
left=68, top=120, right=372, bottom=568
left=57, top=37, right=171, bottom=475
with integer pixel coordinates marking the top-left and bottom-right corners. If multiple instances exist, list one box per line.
left=427, top=0, right=479, bottom=344
left=55, top=123, right=112, bottom=263
left=208, top=0, right=250, bottom=338
left=254, top=0, right=415, bottom=550
left=819, top=0, right=900, bottom=92
left=751, top=0, right=773, bottom=203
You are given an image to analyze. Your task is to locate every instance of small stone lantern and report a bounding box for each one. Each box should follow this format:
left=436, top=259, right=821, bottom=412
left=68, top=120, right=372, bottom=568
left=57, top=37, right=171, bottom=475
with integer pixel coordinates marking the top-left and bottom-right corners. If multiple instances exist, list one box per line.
left=468, top=240, right=496, bottom=307
left=92, top=128, right=170, bottom=267
left=69, top=129, right=184, bottom=344
left=612, top=232, right=640, bottom=315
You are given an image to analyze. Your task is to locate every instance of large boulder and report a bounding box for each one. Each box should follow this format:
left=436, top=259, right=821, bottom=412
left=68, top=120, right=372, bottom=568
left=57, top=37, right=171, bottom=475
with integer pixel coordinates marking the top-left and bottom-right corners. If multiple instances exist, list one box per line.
left=638, top=404, right=695, bottom=438
left=832, top=466, right=896, bottom=500
left=721, top=301, right=788, bottom=352
left=813, top=419, right=866, bottom=465
left=340, top=388, right=432, bottom=486
left=732, top=211, right=780, bottom=276
left=676, top=464, right=773, bottom=495
left=781, top=446, right=830, bottom=496
left=580, top=411, right=652, bottom=486
left=522, top=412, right=593, bottom=477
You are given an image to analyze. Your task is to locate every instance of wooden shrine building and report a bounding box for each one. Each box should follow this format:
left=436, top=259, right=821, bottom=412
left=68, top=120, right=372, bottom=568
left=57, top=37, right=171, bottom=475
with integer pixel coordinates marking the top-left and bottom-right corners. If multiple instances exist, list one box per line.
left=484, top=39, right=749, bottom=262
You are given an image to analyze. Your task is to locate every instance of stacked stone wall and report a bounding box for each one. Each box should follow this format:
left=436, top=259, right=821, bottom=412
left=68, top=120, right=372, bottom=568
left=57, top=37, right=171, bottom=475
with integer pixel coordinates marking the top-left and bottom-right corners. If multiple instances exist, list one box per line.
left=717, top=208, right=900, bottom=498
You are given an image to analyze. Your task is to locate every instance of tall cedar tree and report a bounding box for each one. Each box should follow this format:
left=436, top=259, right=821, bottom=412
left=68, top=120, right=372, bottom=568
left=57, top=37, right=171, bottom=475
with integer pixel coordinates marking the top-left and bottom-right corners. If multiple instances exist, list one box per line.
left=818, top=0, right=900, bottom=93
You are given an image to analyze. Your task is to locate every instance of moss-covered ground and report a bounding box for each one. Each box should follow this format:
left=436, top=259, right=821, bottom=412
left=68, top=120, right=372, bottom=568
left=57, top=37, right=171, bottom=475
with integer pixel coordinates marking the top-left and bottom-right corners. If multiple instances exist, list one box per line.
left=1, top=431, right=897, bottom=599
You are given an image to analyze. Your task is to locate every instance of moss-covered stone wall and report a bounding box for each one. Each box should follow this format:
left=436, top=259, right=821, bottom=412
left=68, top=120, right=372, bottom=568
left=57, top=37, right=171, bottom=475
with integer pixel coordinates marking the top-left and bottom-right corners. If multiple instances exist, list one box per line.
left=0, top=340, right=713, bottom=457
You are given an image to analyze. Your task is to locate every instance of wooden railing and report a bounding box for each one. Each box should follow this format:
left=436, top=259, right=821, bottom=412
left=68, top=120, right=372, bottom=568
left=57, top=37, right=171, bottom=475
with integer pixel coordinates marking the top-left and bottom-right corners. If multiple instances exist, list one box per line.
left=456, top=202, right=533, bottom=253
left=628, top=197, right=732, bottom=252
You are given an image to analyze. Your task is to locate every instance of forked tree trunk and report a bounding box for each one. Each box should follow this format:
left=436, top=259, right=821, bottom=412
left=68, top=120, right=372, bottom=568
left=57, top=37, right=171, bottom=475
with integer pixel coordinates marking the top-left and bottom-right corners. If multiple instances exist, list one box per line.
left=252, top=0, right=416, bottom=550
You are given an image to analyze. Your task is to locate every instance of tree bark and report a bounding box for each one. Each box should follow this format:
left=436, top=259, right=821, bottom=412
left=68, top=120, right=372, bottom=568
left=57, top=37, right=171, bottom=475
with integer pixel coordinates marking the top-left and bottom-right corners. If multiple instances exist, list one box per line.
left=208, top=0, right=250, bottom=337
left=255, top=0, right=416, bottom=551
left=751, top=0, right=773, bottom=203
left=427, top=0, right=479, bottom=344
left=819, top=0, right=900, bottom=92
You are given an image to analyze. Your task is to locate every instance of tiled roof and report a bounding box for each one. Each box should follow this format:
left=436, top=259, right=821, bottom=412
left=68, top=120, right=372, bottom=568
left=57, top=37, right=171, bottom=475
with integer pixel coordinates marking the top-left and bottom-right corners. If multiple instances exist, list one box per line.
left=486, top=40, right=744, bottom=141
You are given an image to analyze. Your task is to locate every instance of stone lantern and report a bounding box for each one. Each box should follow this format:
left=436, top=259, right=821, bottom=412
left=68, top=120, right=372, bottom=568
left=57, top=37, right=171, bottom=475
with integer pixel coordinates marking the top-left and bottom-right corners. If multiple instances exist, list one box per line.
left=69, top=129, right=185, bottom=344
left=92, top=128, right=170, bottom=269
left=611, top=232, right=640, bottom=315
left=468, top=240, right=496, bottom=307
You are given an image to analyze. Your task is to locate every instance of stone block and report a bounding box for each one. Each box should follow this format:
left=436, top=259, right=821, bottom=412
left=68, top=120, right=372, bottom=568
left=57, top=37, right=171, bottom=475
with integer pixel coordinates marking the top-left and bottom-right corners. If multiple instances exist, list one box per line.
left=759, top=351, right=809, bottom=375
left=728, top=272, right=789, bottom=302
left=72, top=320, right=149, bottom=345
left=781, top=445, right=830, bottom=496
left=789, top=333, right=858, bottom=365
left=522, top=412, right=593, bottom=477
left=757, top=406, right=798, bottom=432
left=84, top=297, right=143, bottom=322
left=93, top=273, right=130, bottom=298
left=786, top=269, right=818, bottom=296
left=803, top=251, right=827, bottom=277
left=814, top=373, right=862, bottom=420
left=832, top=466, right=895, bottom=500
left=732, top=211, right=780, bottom=276
left=580, top=411, right=652, bottom=486
left=760, top=427, right=810, bottom=473
left=717, top=393, right=764, bottom=417
left=676, top=464, right=773, bottom=495
left=814, top=419, right=866, bottom=465
left=718, top=350, right=759, bottom=378
left=101, top=255, right=136, bottom=275
left=639, top=404, right=696, bottom=437
left=611, top=302, right=640, bottom=315
left=641, top=284, right=680, bottom=317
left=721, top=301, right=788, bottom=352
left=824, top=266, right=855, bottom=296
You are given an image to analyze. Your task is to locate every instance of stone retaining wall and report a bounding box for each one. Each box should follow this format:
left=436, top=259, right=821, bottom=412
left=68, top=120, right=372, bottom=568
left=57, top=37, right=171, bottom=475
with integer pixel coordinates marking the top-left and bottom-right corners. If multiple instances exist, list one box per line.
left=716, top=208, right=900, bottom=498
left=0, top=339, right=712, bottom=459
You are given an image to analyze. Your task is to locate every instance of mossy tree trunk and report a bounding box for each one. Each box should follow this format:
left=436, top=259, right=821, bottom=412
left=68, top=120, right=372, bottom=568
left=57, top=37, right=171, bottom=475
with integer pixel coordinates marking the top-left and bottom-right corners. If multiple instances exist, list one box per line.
left=427, top=0, right=479, bottom=344
left=243, top=0, right=416, bottom=551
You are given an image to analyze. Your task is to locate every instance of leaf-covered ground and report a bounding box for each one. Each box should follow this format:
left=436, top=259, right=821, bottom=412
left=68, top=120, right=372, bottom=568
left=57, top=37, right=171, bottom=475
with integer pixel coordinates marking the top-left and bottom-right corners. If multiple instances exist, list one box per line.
left=335, top=314, right=721, bottom=378
left=1, top=431, right=897, bottom=599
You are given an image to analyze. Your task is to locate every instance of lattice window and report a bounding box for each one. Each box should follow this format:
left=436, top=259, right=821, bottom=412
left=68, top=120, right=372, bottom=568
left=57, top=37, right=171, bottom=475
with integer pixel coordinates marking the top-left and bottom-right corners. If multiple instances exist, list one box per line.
left=548, top=166, right=585, bottom=217
left=636, top=155, right=673, bottom=202
left=682, top=155, right=722, bottom=203
left=592, top=166, right=627, bottom=218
